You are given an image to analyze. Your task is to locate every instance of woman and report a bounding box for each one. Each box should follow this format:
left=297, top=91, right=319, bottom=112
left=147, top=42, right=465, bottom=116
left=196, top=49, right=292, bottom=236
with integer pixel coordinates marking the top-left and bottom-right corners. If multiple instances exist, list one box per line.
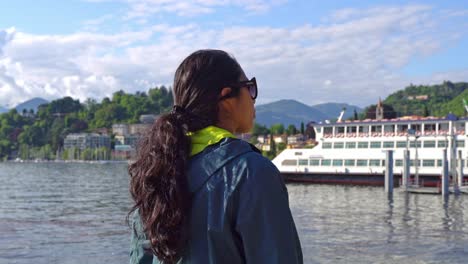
left=128, top=49, right=303, bottom=264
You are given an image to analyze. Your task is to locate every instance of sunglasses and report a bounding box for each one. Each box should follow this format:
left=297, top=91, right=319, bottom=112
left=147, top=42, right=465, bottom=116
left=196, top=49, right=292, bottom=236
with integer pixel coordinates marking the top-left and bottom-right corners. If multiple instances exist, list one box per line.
left=219, top=77, right=258, bottom=100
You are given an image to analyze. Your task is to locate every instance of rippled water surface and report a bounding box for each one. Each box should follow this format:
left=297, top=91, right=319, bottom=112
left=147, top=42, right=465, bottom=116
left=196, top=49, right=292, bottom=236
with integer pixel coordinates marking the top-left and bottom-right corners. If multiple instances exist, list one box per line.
left=1, top=162, right=467, bottom=264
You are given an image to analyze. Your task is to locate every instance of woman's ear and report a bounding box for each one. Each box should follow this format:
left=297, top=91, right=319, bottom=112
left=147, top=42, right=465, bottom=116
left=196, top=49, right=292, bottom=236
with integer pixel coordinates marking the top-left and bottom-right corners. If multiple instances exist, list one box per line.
left=220, top=87, right=232, bottom=98
left=218, top=87, right=234, bottom=115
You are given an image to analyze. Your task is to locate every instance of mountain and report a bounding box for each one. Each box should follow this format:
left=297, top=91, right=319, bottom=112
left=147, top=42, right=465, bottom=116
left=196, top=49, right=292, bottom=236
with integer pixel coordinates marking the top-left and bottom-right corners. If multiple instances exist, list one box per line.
left=0, top=106, right=7, bottom=113
left=254, top=100, right=363, bottom=127
left=255, top=99, right=329, bottom=127
left=15, top=97, right=49, bottom=114
left=312, top=102, right=363, bottom=120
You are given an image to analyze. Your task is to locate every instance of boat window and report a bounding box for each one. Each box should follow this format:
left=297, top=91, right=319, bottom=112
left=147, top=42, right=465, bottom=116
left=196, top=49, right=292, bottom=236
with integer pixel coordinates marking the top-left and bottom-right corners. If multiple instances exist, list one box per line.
left=310, top=159, right=320, bottom=166
left=323, top=127, right=333, bottom=134
left=422, top=160, right=435, bottom=167
left=409, top=141, right=422, bottom=148
left=455, top=122, right=465, bottom=133
left=410, top=124, right=421, bottom=132
left=396, top=141, right=407, bottom=148
left=424, top=124, right=436, bottom=131
left=316, top=127, right=322, bottom=133
left=282, top=159, right=297, bottom=166
left=383, top=125, right=395, bottom=132
left=370, top=141, right=382, bottom=148
left=346, top=126, right=357, bottom=133
left=382, top=160, right=385, bottom=166
left=438, top=140, right=448, bottom=148
left=345, top=142, right=356, bottom=149
left=369, top=159, right=380, bottom=166
left=395, top=160, right=403, bottom=167
left=322, top=142, right=332, bottom=149
left=357, top=142, right=369, bottom=148
left=437, top=160, right=442, bottom=167
left=334, top=142, right=344, bottom=149
left=397, top=124, right=408, bottom=133
left=356, top=159, right=368, bottom=166
left=438, top=123, right=449, bottom=131
left=336, top=127, right=345, bottom=133
left=423, top=141, right=436, bottom=148
left=410, top=160, right=421, bottom=166
left=321, top=159, right=331, bottom=166
left=298, top=159, right=308, bottom=166
left=345, top=159, right=355, bottom=166
left=456, top=140, right=465, bottom=148
left=383, top=141, right=394, bottom=148
left=332, top=159, right=343, bottom=166
left=371, top=125, right=382, bottom=132
left=359, top=126, right=369, bottom=133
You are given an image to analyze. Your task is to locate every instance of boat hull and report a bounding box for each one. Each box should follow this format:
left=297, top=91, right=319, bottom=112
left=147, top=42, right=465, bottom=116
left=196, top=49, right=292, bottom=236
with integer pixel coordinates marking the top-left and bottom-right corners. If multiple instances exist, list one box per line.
left=282, top=172, right=443, bottom=187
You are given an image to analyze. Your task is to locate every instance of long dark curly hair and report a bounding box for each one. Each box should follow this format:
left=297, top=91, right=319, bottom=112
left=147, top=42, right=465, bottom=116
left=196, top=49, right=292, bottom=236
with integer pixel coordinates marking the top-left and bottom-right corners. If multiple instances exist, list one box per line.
left=128, top=49, right=243, bottom=263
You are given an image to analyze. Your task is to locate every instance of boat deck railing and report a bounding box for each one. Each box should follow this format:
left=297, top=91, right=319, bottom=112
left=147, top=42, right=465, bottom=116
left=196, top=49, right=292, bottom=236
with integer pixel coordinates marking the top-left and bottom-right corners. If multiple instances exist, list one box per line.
left=323, top=130, right=465, bottom=138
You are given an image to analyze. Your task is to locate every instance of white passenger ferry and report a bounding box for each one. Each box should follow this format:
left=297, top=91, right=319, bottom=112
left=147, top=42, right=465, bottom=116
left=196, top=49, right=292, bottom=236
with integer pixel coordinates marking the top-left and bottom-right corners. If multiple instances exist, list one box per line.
left=272, top=113, right=467, bottom=186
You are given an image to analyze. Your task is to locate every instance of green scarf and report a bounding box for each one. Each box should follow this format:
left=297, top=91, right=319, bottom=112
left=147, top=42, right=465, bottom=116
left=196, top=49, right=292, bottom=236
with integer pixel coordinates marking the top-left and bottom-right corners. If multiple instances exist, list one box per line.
left=188, top=125, right=236, bottom=157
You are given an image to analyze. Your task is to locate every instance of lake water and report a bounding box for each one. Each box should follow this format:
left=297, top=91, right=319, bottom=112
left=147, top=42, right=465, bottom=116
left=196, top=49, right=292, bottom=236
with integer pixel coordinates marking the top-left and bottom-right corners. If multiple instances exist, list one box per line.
left=0, top=162, right=467, bottom=264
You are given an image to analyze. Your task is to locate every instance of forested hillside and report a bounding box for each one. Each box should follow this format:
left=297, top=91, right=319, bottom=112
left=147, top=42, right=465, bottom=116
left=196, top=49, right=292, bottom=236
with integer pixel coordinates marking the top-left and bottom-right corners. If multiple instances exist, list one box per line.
left=0, top=87, right=173, bottom=160
left=383, top=81, right=468, bottom=117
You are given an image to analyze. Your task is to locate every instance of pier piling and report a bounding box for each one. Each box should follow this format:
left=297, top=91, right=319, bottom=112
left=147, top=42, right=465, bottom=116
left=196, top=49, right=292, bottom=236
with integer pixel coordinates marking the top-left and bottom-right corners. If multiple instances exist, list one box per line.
left=458, top=150, right=463, bottom=190
left=442, top=149, right=449, bottom=196
left=385, top=150, right=394, bottom=194
left=402, top=150, right=410, bottom=190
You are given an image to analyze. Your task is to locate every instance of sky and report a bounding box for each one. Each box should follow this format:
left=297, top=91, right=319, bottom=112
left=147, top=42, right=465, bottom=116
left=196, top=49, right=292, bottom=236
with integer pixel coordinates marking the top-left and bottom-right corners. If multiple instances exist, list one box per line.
left=0, top=0, right=468, bottom=108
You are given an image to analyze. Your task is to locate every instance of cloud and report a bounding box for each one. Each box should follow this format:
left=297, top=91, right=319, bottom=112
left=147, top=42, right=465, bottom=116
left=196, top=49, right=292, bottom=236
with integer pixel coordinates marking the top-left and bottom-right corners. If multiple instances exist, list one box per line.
left=84, top=0, right=285, bottom=18
left=82, top=14, right=115, bottom=32
left=1, top=4, right=468, bottom=108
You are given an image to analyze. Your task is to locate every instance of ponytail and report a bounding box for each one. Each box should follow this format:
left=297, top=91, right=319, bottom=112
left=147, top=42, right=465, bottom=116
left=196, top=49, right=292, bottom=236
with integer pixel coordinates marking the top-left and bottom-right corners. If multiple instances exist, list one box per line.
left=128, top=112, right=191, bottom=263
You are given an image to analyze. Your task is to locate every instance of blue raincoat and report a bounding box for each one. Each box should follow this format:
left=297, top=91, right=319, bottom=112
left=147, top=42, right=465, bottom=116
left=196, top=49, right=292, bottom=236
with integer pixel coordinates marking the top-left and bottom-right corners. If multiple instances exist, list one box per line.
left=129, top=137, right=303, bottom=264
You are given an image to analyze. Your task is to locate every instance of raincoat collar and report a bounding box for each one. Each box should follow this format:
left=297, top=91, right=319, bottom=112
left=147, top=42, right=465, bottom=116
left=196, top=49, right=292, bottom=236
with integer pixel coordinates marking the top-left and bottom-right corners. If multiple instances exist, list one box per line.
left=187, top=137, right=261, bottom=193
left=188, top=125, right=236, bottom=157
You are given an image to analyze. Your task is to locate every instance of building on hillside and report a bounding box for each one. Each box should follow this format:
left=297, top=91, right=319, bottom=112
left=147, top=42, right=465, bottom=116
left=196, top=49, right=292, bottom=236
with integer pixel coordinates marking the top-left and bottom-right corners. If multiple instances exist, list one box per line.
left=256, top=135, right=270, bottom=144
left=112, top=124, right=130, bottom=136
left=139, top=114, right=158, bottom=124
left=408, top=95, right=429, bottom=101
left=260, top=144, right=271, bottom=152
left=93, top=127, right=110, bottom=135
left=287, top=134, right=305, bottom=144
left=64, top=133, right=111, bottom=150
left=115, top=134, right=140, bottom=147
left=273, top=135, right=287, bottom=144
left=129, top=123, right=151, bottom=135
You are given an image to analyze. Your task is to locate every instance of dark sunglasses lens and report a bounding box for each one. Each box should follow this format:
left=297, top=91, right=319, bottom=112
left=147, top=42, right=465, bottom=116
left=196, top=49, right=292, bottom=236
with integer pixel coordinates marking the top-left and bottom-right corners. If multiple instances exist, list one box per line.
left=248, top=85, right=257, bottom=99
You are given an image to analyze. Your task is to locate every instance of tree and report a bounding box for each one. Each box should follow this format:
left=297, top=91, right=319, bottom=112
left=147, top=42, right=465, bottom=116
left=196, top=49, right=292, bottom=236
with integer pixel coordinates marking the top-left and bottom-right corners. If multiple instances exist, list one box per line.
left=267, top=134, right=277, bottom=160
left=48, top=97, right=82, bottom=114
left=251, top=123, right=269, bottom=136
left=286, top=124, right=297, bottom=136
left=277, top=142, right=287, bottom=152
left=270, top=123, right=284, bottom=135
left=300, top=122, right=305, bottom=134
